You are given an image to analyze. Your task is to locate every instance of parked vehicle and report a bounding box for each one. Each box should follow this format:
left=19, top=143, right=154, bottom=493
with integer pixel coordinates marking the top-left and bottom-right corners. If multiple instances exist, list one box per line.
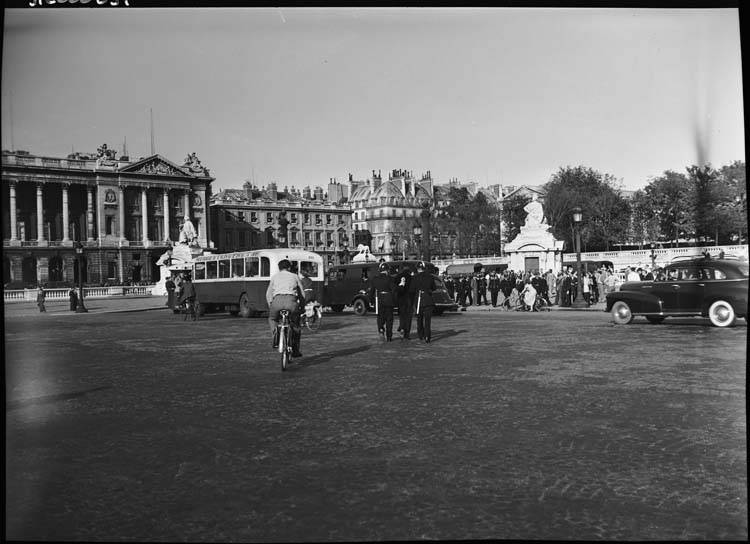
left=323, top=260, right=458, bottom=316
left=605, top=257, right=748, bottom=327
left=191, top=248, right=324, bottom=317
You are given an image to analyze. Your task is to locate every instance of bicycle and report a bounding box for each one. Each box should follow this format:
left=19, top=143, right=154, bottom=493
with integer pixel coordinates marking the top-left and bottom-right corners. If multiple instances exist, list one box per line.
left=300, top=301, right=323, bottom=332
left=276, top=309, right=293, bottom=371
left=178, top=297, right=198, bottom=321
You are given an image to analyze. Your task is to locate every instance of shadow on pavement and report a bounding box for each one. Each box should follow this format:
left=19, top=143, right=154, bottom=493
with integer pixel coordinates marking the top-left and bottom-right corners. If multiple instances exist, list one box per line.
left=290, top=345, right=373, bottom=369
left=430, top=329, right=468, bottom=343
left=7, top=385, right=112, bottom=411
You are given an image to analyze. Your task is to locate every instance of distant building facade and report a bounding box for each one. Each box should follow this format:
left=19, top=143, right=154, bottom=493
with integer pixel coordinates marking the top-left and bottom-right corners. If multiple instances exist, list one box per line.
left=2, top=147, right=213, bottom=287
left=210, top=181, right=353, bottom=266
left=347, top=169, right=434, bottom=259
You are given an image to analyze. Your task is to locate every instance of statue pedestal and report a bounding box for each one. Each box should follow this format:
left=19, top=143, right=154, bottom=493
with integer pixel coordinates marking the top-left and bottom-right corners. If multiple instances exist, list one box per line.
left=152, top=244, right=203, bottom=295
left=504, top=223, right=565, bottom=274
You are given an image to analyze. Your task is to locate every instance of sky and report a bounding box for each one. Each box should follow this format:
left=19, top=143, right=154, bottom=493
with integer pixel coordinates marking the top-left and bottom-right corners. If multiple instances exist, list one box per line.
left=1, top=7, right=744, bottom=193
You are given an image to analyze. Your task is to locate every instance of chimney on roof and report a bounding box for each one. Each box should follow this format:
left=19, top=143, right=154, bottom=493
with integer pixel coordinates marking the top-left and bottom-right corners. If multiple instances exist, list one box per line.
left=302, top=185, right=312, bottom=200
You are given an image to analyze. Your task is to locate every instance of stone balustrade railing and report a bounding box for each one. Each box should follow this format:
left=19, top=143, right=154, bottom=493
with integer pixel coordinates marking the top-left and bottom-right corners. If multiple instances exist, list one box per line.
left=4, top=285, right=154, bottom=303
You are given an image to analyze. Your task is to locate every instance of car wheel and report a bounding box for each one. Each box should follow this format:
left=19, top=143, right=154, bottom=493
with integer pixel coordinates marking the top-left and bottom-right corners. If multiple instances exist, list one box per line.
left=330, top=304, right=345, bottom=313
left=708, top=300, right=736, bottom=327
left=646, top=316, right=664, bottom=324
left=611, top=301, right=634, bottom=325
left=238, top=294, right=253, bottom=318
left=352, top=299, right=368, bottom=316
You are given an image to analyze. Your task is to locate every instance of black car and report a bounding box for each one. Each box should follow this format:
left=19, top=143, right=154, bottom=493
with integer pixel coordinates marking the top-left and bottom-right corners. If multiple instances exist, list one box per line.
left=323, top=260, right=458, bottom=316
left=605, top=257, right=748, bottom=327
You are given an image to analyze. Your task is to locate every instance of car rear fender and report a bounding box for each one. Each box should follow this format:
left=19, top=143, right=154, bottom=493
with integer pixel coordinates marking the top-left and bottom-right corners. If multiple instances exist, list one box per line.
left=701, top=293, right=748, bottom=318
left=605, top=290, right=662, bottom=314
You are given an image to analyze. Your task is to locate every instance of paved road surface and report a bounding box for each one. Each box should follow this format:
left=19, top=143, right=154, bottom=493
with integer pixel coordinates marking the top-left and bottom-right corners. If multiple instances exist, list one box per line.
left=5, top=302, right=747, bottom=541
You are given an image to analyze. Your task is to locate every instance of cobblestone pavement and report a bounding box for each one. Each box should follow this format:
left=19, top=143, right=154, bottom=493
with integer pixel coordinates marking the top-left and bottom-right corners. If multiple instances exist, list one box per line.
left=5, top=304, right=747, bottom=541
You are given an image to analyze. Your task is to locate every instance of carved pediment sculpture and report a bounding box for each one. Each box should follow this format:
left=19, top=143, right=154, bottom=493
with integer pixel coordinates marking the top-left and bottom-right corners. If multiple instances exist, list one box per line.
left=183, top=152, right=210, bottom=176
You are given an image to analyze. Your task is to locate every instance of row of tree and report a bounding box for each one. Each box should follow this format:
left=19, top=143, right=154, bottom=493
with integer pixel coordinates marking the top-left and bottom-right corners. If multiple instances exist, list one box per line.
left=425, top=160, right=746, bottom=256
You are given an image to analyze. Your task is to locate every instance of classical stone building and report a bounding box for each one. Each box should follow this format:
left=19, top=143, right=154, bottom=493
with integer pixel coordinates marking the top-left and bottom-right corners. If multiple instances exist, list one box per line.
left=209, top=181, right=353, bottom=267
left=347, top=169, right=434, bottom=260
left=2, top=147, right=213, bottom=287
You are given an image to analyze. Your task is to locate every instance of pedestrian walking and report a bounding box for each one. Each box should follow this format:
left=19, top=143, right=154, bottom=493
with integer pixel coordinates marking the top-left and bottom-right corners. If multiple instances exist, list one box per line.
left=395, top=264, right=413, bottom=340
left=487, top=269, right=501, bottom=307
left=408, top=261, right=437, bottom=343
left=370, top=262, right=397, bottom=341
left=68, top=287, right=78, bottom=311
left=476, top=271, right=488, bottom=305
left=165, top=276, right=176, bottom=310
left=37, top=285, right=47, bottom=313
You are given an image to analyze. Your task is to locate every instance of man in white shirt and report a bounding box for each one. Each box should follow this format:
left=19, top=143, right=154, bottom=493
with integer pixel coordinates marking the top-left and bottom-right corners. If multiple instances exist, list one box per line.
left=266, top=259, right=306, bottom=357
left=626, top=267, right=642, bottom=282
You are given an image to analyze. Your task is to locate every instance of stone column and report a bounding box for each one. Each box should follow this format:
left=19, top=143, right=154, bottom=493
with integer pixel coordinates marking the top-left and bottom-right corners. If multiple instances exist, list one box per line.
left=163, top=189, right=170, bottom=242
left=36, top=184, right=45, bottom=242
left=9, top=182, right=18, bottom=241
left=96, top=186, right=103, bottom=243
left=86, top=186, right=94, bottom=241
left=200, top=188, right=209, bottom=246
left=141, top=187, right=149, bottom=243
left=118, top=186, right=126, bottom=242
left=183, top=191, right=190, bottom=220
left=62, top=185, right=70, bottom=242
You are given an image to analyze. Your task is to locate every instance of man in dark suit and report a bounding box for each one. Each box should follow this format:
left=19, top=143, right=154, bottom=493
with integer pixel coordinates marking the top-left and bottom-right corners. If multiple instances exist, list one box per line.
left=408, top=261, right=437, bottom=343
left=395, top=263, right=413, bottom=340
left=370, top=262, right=397, bottom=341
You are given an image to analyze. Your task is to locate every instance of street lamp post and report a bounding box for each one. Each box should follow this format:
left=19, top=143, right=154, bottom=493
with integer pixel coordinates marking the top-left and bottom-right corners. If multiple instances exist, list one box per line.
left=413, top=222, right=422, bottom=261
left=649, top=243, right=657, bottom=271
left=75, top=241, right=88, bottom=313
left=571, top=207, right=588, bottom=308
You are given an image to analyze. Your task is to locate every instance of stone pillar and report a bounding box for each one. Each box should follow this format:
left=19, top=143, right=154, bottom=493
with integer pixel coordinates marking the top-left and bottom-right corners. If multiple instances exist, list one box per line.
left=201, top=188, right=209, bottom=247
left=62, top=185, right=70, bottom=242
left=163, top=189, right=170, bottom=242
left=96, top=187, right=103, bottom=243
left=118, top=186, right=126, bottom=242
left=141, top=187, right=149, bottom=243
left=86, top=186, right=94, bottom=241
left=183, top=191, right=190, bottom=220
left=9, top=182, right=18, bottom=241
left=36, top=184, right=45, bottom=242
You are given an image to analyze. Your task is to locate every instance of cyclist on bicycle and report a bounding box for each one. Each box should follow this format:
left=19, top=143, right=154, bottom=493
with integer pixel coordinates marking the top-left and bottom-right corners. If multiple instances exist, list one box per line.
left=266, top=259, right=306, bottom=358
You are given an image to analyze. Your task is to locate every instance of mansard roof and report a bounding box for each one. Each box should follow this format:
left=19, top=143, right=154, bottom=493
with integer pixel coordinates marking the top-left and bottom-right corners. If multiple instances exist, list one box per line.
left=371, top=180, right=405, bottom=199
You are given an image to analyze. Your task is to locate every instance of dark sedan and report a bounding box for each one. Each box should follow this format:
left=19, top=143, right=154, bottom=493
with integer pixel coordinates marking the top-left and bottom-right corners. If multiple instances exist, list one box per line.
left=605, top=257, right=748, bottom=327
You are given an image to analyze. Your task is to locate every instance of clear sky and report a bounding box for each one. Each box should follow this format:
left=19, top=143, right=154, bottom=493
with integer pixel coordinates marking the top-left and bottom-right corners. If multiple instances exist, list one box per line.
left=1, top=7, right=744, bottom=193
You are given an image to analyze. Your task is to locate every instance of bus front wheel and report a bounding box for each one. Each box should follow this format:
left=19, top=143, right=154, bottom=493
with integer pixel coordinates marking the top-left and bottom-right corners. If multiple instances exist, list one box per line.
left=239, top=294, right=253, bottom=318
left=353, top=299, right=368, bottom=316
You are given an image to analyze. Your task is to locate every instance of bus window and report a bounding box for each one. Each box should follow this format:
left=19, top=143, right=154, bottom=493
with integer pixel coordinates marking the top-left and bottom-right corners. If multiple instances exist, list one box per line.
left=245, top=257, right=259, bottom=277
left=218, top=259, right=231, bottom=279
left=300, top=261, right=319, bottom=279
left=207, top=261, right=218, bottom=279
left=231, top=258, right=244, bottom=278
left=194, top=263, right=206, bottom=280
left=260, top=257, right=271, bottom=277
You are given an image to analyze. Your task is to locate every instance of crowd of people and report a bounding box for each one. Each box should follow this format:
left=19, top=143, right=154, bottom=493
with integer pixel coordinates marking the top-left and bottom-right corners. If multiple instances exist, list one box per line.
left=440, top=265, right=632, bottom=311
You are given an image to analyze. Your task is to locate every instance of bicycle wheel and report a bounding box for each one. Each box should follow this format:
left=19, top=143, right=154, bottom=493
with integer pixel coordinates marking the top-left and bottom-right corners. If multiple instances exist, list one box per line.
left=280, top=325, right=290, bottom=371
left=305, top=308, right=322, bottom=331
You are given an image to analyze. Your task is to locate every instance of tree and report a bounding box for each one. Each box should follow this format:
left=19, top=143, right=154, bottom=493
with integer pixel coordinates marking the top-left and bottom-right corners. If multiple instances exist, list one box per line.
left=500, top=192, right=530, bottom=246
left=645, top=170, right=695, bottom=247
left=543, top=166, right=630, bottom=252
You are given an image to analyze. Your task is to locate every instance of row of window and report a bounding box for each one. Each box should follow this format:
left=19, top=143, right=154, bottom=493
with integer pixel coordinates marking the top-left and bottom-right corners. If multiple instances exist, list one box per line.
left=193, top=256, right=320, bottom=280
left=352, top=208, right=420, bottom=221
left=224, top=210, right=348, bottom=226
left=223, top=229, right=346, bottom=250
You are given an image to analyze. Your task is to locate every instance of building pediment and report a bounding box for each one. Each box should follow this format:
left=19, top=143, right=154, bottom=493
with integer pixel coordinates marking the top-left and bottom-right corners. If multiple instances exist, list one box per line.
left=119, top=155, right=196, bottom=178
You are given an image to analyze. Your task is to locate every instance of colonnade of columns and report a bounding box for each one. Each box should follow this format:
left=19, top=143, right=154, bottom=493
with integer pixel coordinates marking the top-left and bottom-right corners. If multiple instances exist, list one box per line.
left=6, top=182, right=208, bottom=246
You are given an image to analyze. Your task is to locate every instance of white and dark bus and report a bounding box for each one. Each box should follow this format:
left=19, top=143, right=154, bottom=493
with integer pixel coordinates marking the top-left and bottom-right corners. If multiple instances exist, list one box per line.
left=191, top=248, right=324, bottom=317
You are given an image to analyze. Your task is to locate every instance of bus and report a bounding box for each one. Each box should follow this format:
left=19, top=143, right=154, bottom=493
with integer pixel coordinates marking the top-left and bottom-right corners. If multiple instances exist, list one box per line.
left=191, top=248, right=325, bottom=317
